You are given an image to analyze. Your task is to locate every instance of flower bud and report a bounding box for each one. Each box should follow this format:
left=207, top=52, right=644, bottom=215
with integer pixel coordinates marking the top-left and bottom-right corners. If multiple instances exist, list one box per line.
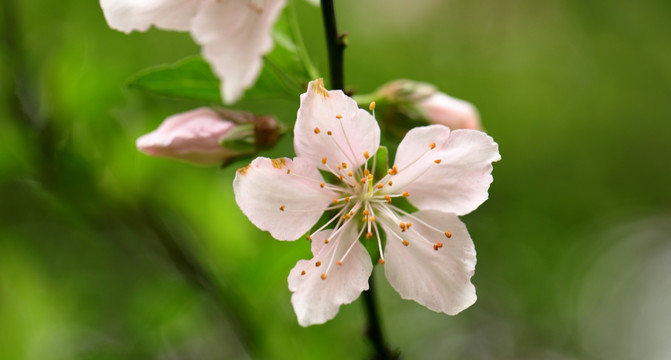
left=360, top=80, right=482, bottom=141
left=136, top=107, right=283, bottom=166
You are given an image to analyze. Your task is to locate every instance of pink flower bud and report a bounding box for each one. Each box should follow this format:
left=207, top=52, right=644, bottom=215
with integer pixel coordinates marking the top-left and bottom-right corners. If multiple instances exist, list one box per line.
left=136, top=107, right=239, bottom=165
left=418, top=92, right=482, bottom=131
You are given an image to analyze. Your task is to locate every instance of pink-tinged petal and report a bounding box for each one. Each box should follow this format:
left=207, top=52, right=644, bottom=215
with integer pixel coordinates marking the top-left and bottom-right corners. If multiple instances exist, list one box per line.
left=233, top=157, right=336, bottom=241
left=100, top=0, right=199, bottom=33
left=136, top=107, right=239, bottom=165
left=419, top=92, right=482, bottom=131
left=288, top=223, right=372, bottom=326
left=383, top=209, right=476, bottom=315
left=190, top=0, right=285, bottom=104
left=387, top=125, right=500, bottom=215
left=294, top=79, right=380, bottom=171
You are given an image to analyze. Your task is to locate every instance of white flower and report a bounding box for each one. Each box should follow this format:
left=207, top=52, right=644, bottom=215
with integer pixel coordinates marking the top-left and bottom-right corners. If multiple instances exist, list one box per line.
left=233, top=79, right=500, bottom=326
left=100, top=0, right=286, bottom=104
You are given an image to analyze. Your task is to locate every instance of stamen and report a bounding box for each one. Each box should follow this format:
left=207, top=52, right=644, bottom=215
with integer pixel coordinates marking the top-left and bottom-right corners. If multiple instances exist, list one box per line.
left=301, top=270, right=306, bottom=275
left=321, top=273, right=327, bottom=280
left=388, top=181, right=393, bottom=186
left=433, top=241, right=444, bottom=251
left=444, top=231, right=452, bottom=238
left=279, top=205, right=285, bottom=211
left=384, top=194, right=392, bottom=203
left=320, top=182, right=325, bottom=188
left=387, top=165, right=398, bottom=175
left=369, top=102, right=376, bottom=111
left=314, top=127, right=321, bottom=134
left=315, top=261, right=322, bottom=267
left=321, top=157, right=327, bottom=164
left=286, top=169, right=291, bottom=174
left=366, top=232, right=373, bottom=239
left=378, top=259, right=385, bottom=265
left=342, top=162, right=348, bottom=169
left=327, top=130, right=333, bottom=136
left=402, top=239, right=409, bottom=246
left=434, top=159, right=442, bottom=164
left=347, top=171, right=353, bottom=177
left=363, top=151, right=370, bottom=159
left=336, top=114, right=343, bottom=119
left=403, top=191, right=409, bottom=197
left=336, top=260, right=343, bottom=266
left=306, top=235, right=311, bottom=241
left=377, top=183, right=384, bottom=189
left=429, top=142, right=436, bottom=149
left=345, top=197, right=351, bottom=202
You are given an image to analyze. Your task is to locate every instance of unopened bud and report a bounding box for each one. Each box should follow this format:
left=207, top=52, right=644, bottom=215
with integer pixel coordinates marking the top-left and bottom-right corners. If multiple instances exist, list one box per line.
left=136, top=107, right=283, bottom=166
left=357, top=80, right=482, bottom=141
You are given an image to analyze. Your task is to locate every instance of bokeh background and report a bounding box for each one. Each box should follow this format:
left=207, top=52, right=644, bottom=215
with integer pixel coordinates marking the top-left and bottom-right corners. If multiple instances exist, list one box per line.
left=2, top=0, right=670, bottom=359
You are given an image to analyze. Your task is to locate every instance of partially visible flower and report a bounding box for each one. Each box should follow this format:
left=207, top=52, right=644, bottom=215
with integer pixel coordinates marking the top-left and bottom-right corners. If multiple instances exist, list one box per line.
left=137, top=107, right=281, bottom=166
left=360, top=80, right=482, bottom=141
left=100, top=0, right=285, bottom=104
left=234, top=79, right=500, bottom=326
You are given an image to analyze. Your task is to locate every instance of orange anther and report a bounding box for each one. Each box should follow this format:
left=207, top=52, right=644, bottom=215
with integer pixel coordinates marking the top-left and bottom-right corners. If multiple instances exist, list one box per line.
left=315, top=261, right=322, bottom=267
left=279, top=205, right=285, bottom=211
left=321, top=157, right=327, bottom=164
left=301, top=270, right=306, bottom=276
left=321, top=273, right=327, bottom=280
left=327, top=130, right=333, bottom=135
left=378, top=259, right=385, bottom=265
left=402, top=191, right=409, bottom=197
left=402, top=239, right=409, bottom=247
left=444, top=231, right=452, bottom=238
left=336, top=260, right=343, bottom=266
left=377, top=183, right=384, bottom=189
left=384, top=195, right=391, bottom=203
left=366, top=232, right=373, bottom=239
left=429, top=142, right=436, bottom=149
left=434, top=159, right=442, bottom=164
left=363, top=151, right=370, bottom=159
left=320, top=182, right=325, bottom=188
left=369, top=102, right=376, bottom=111
left=342, top=162, right=347, bottom=168
left=314, top=127, right=321, bottom=134
left=324, top=239, right=329, bottom=244
left=336, top=114, right=343, bottom=119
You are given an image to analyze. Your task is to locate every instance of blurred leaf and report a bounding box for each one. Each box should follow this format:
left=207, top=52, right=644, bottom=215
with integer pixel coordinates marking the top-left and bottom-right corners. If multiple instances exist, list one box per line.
left=126, top=8, right=313, bottom=103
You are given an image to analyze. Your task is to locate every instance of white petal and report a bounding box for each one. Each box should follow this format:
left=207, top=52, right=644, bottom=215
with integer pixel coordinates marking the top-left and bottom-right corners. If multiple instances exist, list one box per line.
left=100, top=0, right=199, bottom=33
left=233, top=157, right=336, bottom=240
left=294, top=79, right=380, bottom=171
left=288, top=223, right=372, bottom=326
left=191, top=0, right=285, bottom=104
left=387, top=126, right=500, bottom=215
left=383, top=209, right=476, bottom=315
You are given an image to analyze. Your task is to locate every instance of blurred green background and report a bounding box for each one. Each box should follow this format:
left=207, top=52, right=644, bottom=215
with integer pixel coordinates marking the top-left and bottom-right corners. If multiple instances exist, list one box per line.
left=2, top=0, right=670, bottom=359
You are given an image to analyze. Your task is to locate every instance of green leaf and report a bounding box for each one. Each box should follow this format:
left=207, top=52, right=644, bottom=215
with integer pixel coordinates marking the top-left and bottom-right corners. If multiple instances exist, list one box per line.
left=126, top=56, right=221, bottom=102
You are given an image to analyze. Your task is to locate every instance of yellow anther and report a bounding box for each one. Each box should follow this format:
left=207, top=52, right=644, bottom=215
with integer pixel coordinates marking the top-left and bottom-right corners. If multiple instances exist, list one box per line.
left=347, top=171, right=353, bottom=177
left=362, top=216, right=368, bottom=222
left=406, top=222, right=412, bottom=229
left=360, top=177, right=367, bottom=183
left=367, top=174, right=373, bottom=180
left=301, top=270, right=306, bottom=276
left=306, top=235, right=312, bottom=241
left=387, top=165, right=398, bottom=175
left=429, top=142, right=436, bottom=149
left=444, top=231, right=452, bottom=238
left=339, top=175, right=344, bottom=181
left=363, top=209, right=370, bottom=216
left=345, top=196, right=351, bottom=202
left=336, top=260, right=343, bottom=266
left=384, top=194, right=392, bottom=203
left=364, top=169, right=370, bottom=177
left=363, top=151, right=370, bottom=159
left=434, top=159, right=442, bottom=164
left=280, top=205, right=285, bottom=211
left=315, top=261, right=322, bottom=267
left=377, top=183, right=384, bottom=189
left=333, top=199, right=339, bottom=204
left=378, top=259, right=385, bottom=265
left=321, top=273, right=327, bottom=280
left=369, top=101, right=376, bottom=111
left=337, top=164, right=341, bottom=170
left=342, top=162, right=347, bottom=169
left=314, top=127, right=321, bottom=134
left=402, top=239, right=409, bottom=247
left=327, top=130, right=333, bottom=136
left=344, top=213, right=351, bottom=220
left=369, top=216, right=376, bottom=222
left=320, top=182, right=325, bottom=188
left=402, top=191, right=409, bottom=197
left=388, top=181, right=393, bottom=186
left=400, top=223, right=406, bottom=232
left=336, top=114, right=343, bottom=119
left=366, top=232, right=373, bottom=239
left=321, top=157, right=327, bottom=164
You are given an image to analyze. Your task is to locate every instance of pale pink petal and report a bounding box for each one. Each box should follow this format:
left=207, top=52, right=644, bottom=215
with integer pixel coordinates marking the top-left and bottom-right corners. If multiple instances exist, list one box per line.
left=136, top=107, right=238, bottom=165
left=191, top=0, right=285, bottom=104
left=294, top=79, right=380, bottom=171
left=100, top=0, right=199, bottom=33
left=419, top=92, right=482, bottom=131
left=386, top=125, right=500, bottom=215
left=288, top=223, right=372, bottom=326
left=233, top=157, right=336, bottom=241
left=383, top=209, right=476, bottom=315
